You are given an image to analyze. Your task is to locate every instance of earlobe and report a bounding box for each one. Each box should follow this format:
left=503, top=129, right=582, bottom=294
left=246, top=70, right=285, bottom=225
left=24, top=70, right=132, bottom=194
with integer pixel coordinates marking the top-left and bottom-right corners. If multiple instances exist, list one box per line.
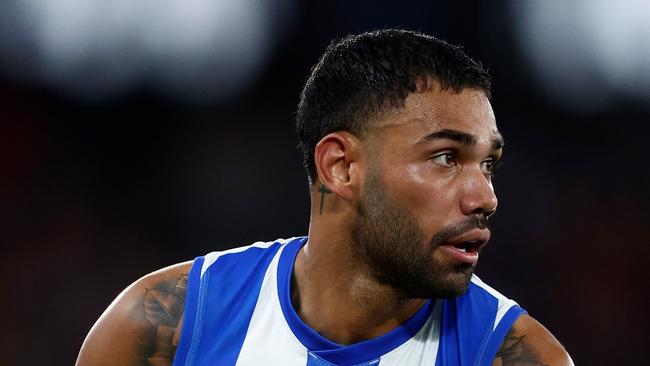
left=314, top=132, right=360, bottom=201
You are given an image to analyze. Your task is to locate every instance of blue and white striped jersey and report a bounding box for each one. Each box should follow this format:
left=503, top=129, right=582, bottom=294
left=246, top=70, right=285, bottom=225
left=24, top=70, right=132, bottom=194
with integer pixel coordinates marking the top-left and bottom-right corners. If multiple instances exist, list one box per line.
left=173, top=237, right=526, bottom=366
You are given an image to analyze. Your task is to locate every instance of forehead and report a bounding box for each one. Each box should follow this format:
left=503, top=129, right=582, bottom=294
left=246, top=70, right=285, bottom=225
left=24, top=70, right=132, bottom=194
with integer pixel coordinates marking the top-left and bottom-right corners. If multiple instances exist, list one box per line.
left=371, top=87, right=499, bottom=145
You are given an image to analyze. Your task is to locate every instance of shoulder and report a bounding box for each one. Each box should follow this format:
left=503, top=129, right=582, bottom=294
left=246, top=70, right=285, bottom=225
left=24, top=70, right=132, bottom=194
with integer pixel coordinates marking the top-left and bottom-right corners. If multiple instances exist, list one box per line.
left=199, top=237, right=297, bottom=274
left=451, top=275, right=527, bottom=333
left=439, top=275, right=528, bottom=365
left=443, top=276, right=572, bottom=365
left=493, top=314, right=574, bottom=366
left=76, top=237, right=300, bottom=366
left=467, top=275, right=522, bottom=314
left=464, top=278, right=574, bottom=365
left=76, top=260, right=194, bottom=366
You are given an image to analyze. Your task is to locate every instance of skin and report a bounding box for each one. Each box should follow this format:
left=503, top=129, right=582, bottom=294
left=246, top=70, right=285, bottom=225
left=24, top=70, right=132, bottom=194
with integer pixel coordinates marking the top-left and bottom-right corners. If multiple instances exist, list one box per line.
left=77, top=85, right=573, bottom=365
left=76, top=262, right=191, bottom=366
left=295, top=85, right=502, bottom=344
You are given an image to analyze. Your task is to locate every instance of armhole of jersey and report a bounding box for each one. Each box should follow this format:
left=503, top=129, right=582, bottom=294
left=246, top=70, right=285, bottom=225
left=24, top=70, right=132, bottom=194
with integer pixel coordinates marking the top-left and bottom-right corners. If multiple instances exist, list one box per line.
left=172, top=256, right=205, bottom=366
left=476, top=305, right=527, bottom=366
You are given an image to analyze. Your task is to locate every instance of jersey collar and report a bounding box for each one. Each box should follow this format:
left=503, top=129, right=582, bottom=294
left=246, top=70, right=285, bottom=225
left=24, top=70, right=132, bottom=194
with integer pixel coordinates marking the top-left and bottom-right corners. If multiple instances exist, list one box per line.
left=276, top=236, right=434, bottom=365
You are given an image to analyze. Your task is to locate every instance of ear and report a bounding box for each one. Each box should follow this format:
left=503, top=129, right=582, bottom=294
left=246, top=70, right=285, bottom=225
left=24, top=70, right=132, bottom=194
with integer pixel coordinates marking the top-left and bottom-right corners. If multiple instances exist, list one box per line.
left=314, top=131, right=363, bottom=201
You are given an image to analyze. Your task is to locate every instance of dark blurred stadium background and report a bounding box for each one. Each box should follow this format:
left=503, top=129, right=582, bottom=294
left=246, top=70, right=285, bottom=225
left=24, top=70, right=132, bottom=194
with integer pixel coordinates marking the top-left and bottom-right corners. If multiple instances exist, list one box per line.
left=1, top=1, right=648, bottom=364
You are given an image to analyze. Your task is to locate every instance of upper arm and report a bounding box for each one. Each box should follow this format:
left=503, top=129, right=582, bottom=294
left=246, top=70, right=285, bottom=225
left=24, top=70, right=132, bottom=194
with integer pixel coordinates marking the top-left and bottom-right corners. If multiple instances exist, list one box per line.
left=492, top=314, right=573, bottom=366
left=76, top=261, right=193, bottom=366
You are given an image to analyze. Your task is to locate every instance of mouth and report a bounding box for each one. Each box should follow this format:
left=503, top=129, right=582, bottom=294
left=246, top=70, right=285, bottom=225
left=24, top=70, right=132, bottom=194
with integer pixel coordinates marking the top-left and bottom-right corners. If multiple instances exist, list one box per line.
left=437, top=229, right=490, bottom=265
left=450, top=241, right=480, bottom=253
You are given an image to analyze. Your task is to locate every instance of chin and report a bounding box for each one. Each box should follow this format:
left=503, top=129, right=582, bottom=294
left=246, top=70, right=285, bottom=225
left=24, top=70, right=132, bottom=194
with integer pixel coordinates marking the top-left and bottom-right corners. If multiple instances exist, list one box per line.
left=436, top=280, right=471, bottom=299
left=416, top=266, right=475, bottom=299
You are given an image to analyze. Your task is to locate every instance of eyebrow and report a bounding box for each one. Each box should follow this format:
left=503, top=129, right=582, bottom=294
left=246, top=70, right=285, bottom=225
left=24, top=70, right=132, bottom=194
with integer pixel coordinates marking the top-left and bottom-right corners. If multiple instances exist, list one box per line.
left=421, top=128, right=505, bottom=150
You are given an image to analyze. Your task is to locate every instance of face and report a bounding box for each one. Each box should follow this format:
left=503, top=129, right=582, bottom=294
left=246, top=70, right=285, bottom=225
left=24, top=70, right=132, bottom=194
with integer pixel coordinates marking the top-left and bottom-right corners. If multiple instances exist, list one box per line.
left=351, top=86, right=502, bottom=299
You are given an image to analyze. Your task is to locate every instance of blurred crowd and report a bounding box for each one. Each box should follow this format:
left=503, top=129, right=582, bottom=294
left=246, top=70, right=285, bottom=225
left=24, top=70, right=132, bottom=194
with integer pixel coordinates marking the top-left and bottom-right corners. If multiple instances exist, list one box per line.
left=1, top=1, right=648, bottom=364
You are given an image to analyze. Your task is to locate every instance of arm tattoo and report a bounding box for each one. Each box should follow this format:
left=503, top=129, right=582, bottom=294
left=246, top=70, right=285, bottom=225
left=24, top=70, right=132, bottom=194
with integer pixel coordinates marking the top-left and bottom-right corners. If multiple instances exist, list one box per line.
left=143, top=273, right=188, bottom=366
left=318, top=183, right=332, bottom=215
left=494, top=330, right=549, bottom=366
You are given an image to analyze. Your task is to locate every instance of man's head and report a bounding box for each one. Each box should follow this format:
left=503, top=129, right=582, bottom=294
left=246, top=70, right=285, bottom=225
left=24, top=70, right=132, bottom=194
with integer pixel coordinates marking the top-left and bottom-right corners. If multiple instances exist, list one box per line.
left=296, top=29, right=491, bottom=185
left=297, top=29, right=503, bottom=299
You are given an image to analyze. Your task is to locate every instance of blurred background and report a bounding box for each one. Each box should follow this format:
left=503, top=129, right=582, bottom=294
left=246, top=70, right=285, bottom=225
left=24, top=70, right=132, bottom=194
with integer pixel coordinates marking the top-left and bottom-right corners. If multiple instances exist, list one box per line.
left=1, top=0, right=648, bottom=364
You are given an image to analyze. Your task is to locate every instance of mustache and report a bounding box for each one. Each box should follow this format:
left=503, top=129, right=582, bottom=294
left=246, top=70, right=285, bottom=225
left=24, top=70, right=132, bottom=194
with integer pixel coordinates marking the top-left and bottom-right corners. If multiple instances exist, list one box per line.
left=431, top=215, right=489, bottom=246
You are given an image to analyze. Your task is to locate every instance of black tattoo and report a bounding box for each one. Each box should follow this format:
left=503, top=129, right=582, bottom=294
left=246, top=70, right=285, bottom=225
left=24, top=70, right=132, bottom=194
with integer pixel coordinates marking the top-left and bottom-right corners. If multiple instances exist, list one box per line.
left=318, top=183, right=332, bottom=214
left=143, top=274, right=188, bottom=366
left=494, top=332, right=549, bottom=366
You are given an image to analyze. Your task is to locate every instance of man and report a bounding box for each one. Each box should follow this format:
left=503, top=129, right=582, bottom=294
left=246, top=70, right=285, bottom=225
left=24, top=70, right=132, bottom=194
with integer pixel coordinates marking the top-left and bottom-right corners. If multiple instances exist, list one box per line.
left=77, top=29, right=573, bottom=365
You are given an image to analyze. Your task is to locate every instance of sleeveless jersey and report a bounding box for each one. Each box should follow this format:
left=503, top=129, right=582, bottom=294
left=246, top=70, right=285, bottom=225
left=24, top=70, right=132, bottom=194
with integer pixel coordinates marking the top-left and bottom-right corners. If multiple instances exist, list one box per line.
left=173, top=237, right=526, bottom=366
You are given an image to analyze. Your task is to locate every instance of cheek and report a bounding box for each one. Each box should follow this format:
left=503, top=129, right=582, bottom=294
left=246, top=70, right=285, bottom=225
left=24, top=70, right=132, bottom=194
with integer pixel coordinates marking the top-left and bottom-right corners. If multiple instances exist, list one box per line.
left=394, top=164, right=458, bottom=229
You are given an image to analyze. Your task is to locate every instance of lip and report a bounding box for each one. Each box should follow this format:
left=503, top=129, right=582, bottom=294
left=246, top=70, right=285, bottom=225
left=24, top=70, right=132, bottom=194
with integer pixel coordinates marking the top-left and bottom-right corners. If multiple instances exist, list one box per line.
left=437, top=229, right=490, bottom=265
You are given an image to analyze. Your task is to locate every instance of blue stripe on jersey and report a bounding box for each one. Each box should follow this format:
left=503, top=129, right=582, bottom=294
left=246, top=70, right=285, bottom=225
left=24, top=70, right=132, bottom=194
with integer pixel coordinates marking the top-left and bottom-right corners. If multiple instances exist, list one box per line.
left=277, top=237, right=434, bottom=366
left=307, top=352, right=380, bottom=366
left=173, top=242, right=283, bottom=366
left=476, top=305, right=526, bottom=366
left=173, top=256, right=204, bottom=366
left=435, top=282, right=527, bottom=366
left=436, top=296, right=460, bottom=366
left=175, top=237, right=526, bottom=366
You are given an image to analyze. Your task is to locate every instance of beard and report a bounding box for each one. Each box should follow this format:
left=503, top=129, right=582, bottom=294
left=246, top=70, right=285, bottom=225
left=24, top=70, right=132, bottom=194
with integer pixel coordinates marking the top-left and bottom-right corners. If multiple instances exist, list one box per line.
left=351, top=169, right=488, bottom=300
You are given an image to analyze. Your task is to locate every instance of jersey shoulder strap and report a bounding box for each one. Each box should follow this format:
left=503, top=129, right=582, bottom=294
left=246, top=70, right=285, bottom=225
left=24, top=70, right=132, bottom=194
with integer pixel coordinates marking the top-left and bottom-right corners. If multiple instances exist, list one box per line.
left=173, top=237, right=300, bottom=366
left=436, top=275, right=527, bottom=366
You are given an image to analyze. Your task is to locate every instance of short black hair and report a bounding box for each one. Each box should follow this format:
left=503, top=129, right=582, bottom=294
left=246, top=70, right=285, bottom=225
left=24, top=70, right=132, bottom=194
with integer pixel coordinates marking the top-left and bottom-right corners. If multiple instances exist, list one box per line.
left=296, top=29, right=492, bottom=184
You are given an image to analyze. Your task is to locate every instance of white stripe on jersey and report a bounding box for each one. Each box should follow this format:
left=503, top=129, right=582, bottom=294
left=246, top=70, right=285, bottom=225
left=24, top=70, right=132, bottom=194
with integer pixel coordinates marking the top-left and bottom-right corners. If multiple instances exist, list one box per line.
left=201, top=237, right=298, bottom=277
left=235, top=244, right=307, bottom=365
left=378, top=300, right=442, bottom=365
left=233, top=243, right=445, bottom=366
left=471, top=275, right=520, bottom=331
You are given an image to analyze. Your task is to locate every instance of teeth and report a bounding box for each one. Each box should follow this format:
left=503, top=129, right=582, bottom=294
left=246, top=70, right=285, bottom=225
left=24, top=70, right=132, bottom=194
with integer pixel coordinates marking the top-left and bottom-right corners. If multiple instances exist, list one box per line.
left=457, top=247, right=467, bottom=253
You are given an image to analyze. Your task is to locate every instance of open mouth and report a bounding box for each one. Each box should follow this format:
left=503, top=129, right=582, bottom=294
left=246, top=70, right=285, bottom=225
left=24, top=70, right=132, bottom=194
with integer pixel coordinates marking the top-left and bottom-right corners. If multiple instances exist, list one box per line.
left=438, top=229, right=490, bottom=264
left=453, top=241, right=482, bottom=253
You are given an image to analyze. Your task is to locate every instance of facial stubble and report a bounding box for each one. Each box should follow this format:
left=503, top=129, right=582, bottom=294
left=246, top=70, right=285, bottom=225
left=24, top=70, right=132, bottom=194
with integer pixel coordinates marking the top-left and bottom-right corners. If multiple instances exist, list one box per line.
left=352, top=169, right=482, bottom=300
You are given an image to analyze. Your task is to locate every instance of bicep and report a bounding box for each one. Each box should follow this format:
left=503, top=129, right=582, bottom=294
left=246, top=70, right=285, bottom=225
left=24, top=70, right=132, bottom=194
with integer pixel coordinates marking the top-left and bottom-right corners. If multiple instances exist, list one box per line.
left=76, top=262, right=192, bottom=366
left=76, top=284, right=153, bottom=366
left=492, top=314, right=574, bottom=366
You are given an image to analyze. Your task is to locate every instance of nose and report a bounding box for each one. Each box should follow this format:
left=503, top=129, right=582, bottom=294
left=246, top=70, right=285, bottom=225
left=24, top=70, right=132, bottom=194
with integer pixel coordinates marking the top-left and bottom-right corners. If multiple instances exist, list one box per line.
left=459, top=169, right=498, bottom=218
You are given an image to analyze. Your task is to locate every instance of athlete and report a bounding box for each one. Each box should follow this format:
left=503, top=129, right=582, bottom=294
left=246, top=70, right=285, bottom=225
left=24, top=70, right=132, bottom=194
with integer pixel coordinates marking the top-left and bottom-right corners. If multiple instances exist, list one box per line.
left=77, top=29, right=573, bottom=365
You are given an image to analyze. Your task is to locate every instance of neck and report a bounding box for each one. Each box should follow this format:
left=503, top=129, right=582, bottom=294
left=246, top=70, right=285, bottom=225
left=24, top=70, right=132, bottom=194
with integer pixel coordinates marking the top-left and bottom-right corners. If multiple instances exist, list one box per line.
left=291, top=228, right=426, bottom=345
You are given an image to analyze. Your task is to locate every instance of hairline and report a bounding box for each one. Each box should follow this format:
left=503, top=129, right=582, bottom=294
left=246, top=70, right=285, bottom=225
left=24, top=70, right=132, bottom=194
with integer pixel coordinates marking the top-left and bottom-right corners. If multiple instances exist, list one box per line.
left=307, top=84, right=491, bottom=186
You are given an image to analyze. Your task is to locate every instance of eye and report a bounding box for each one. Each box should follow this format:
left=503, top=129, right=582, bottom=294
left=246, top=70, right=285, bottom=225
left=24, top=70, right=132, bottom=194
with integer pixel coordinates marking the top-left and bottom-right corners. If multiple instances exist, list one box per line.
left=480, top=157, right=502, bottom=175
left=431, top=152, right=457, bottom=168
